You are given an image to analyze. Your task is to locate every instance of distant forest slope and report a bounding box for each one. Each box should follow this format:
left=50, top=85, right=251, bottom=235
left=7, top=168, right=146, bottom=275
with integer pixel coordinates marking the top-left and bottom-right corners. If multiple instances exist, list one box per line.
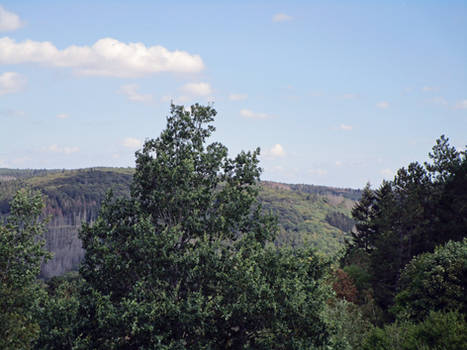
left=0, top=168, right=361, bottom=277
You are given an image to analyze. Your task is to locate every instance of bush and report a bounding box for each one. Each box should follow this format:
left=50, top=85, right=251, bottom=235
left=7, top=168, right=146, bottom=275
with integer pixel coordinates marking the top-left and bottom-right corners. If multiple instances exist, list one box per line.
left=362, top=310, right=467, bottom=350
left=393, top=238, right=467, bottom=321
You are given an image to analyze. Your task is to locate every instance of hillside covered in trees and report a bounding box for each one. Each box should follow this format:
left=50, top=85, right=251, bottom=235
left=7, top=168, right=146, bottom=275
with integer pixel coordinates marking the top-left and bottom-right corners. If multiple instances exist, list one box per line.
left=1, top=104, right=466, bottom=349
left=0, top=167, right=359, bottom=277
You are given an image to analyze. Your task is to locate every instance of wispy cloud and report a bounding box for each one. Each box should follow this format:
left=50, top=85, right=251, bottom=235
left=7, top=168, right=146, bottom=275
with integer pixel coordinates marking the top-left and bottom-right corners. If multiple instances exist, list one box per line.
left=119, top=84, right=152, bottom=102
left=122, top=137, right=142, bottom=149
left=376, top=101, right=390, bottom=109
left=0, top=72, right=26, bottom=95
left=308, top=168, right=328, bottom=176
left=428, top=96, right=447, bottom=106
left=340, top=124, right=353, bottom=131
left=0, top=5, right=23, bottom=32
left=44, top=144, right=79, bottom=155
left=240, top=109, right=272, bottom=119
left=229, top=93, right=247, bottom=101
left=272, top=13, right=293, bottom=22
left=0, top=37, right=204, bottom=77
left=56, top=113, right=69, bottom=119
left=342, top=93, right=359, bottom=100
left=454, top=99, right=467, bottom=110
left=422, top=86, right=437, bottom=92
left=181, top=82, right=212, bottom=96
left=0, top=109, right=25, bottom=117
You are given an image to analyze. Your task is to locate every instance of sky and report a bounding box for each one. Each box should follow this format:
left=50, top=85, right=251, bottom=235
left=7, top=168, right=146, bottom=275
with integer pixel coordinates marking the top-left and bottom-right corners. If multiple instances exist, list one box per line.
left=0, top=1, right=466, bottom=188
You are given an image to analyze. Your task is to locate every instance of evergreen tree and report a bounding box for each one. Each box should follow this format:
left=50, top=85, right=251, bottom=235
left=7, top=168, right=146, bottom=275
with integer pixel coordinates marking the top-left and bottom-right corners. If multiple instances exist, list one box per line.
left=346, top=136, right=467, bottom=316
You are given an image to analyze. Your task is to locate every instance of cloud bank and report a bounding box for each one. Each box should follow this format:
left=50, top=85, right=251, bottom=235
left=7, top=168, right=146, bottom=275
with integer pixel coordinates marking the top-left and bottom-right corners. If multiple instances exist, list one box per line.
left=0, top=37, right=204, bottom=77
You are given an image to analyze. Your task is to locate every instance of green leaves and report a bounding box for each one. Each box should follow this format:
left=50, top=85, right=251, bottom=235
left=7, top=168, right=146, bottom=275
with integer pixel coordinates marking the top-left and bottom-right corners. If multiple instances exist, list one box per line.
left=393, top=239, right=467, bottom=321
left=346, top=136, right=467, bottom=315
left=0, top=188, right=51, bottom=349
left=77, top=104, right=332, bottom=349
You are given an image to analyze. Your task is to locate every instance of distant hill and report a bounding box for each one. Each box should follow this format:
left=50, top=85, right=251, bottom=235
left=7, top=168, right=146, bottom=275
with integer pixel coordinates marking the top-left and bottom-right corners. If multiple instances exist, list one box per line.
left=0, top=168, right=361, bottom=277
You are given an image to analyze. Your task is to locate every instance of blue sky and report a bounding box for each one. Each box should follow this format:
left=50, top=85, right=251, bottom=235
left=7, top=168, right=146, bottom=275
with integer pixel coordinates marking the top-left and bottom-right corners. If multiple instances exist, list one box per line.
left=0, top=1, right=466, bottom=188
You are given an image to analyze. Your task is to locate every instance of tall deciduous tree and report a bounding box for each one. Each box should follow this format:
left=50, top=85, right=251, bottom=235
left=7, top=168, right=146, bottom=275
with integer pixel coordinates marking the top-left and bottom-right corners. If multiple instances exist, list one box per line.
left=77, top=104, right=331, bottom=349
left=0, top=189, right=51, bottom=349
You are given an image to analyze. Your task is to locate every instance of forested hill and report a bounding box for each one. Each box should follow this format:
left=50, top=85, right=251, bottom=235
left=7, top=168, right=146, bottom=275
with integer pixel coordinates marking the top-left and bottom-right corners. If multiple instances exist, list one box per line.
left=0, top=168, right=360, bottom=277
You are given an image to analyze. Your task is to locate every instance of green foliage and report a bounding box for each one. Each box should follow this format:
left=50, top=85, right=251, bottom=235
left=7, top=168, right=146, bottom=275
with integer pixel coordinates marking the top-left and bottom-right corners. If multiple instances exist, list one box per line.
left=343, top=264, right=371, bottom=292
left=77, top=104, right=332, bottom=349
left=345, top=136, right=467, bottom=315
left=0, top=189, right=51, bottom=349
left=260, top=182, right=355, bottom=254
left=393, top=238, right=467, bottom=321
left=0, top=167, right=357, bottom=273
left=33, top=272, right=82, bottom=350
left=323, top=299, right=373, bottom=350
left=362, top=310, right=467, bottom=350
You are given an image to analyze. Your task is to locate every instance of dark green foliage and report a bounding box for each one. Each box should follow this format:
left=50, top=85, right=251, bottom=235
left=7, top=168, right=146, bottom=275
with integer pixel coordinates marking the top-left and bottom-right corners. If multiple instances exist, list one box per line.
left=346, top=136, right=467, bottom=315
left=325, top=211, right=355, bottom=232
left=393, top=238, right=467, bottom=321
left=287, top=183, right=361, bottom=201
left=0, top=189, right=51, bottom=349
left=77, top=104, right=332, bottom=349
left=362, top=310, right=467, bottom=350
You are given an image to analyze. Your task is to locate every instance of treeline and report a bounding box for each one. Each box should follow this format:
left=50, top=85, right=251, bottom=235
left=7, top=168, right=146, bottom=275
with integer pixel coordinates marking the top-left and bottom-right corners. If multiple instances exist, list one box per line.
left=337, top=135, right=467, bottom=348
left=0, top=104, right=465, bottom=349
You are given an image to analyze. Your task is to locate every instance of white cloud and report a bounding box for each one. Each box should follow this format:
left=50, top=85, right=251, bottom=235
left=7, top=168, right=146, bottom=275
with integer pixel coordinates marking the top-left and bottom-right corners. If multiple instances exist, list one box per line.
left=376, top=101, right=390, bottom=109
left=309, top=168, right=328, bottom=176
left=119, top=84, right=152, bottom=102
left=229, top=93, right=247, bottom=101
left=422, top=86, right=437, bottom=92
left=340, top=124, right=353, bottom=131
left=342, top=93, right=358, bottom=100
left=0, top=72, right=26, bottom=95
left=122, top=137, right=142, bottom=149
left=381, top=168, right=394, bottom=178
left=335, top=161, right=343, bottom=167
left=272, top=13, right=293, bottom=22
left=181, top=82, right=212, bottom=96
left=240, top=109, right=272, bottom=119
left=428, top=96, right=447, bottom=106
left=44, top=144, right=79, bottom=155
left=0, top=37, right=204, bottom=77
left=56, top=113, right=69, bottom=119
left=0, top=6, right=23, bottom=32
left=269, top=144, right=286, bottom=157
left=454, top=99, right=467, bottom=110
